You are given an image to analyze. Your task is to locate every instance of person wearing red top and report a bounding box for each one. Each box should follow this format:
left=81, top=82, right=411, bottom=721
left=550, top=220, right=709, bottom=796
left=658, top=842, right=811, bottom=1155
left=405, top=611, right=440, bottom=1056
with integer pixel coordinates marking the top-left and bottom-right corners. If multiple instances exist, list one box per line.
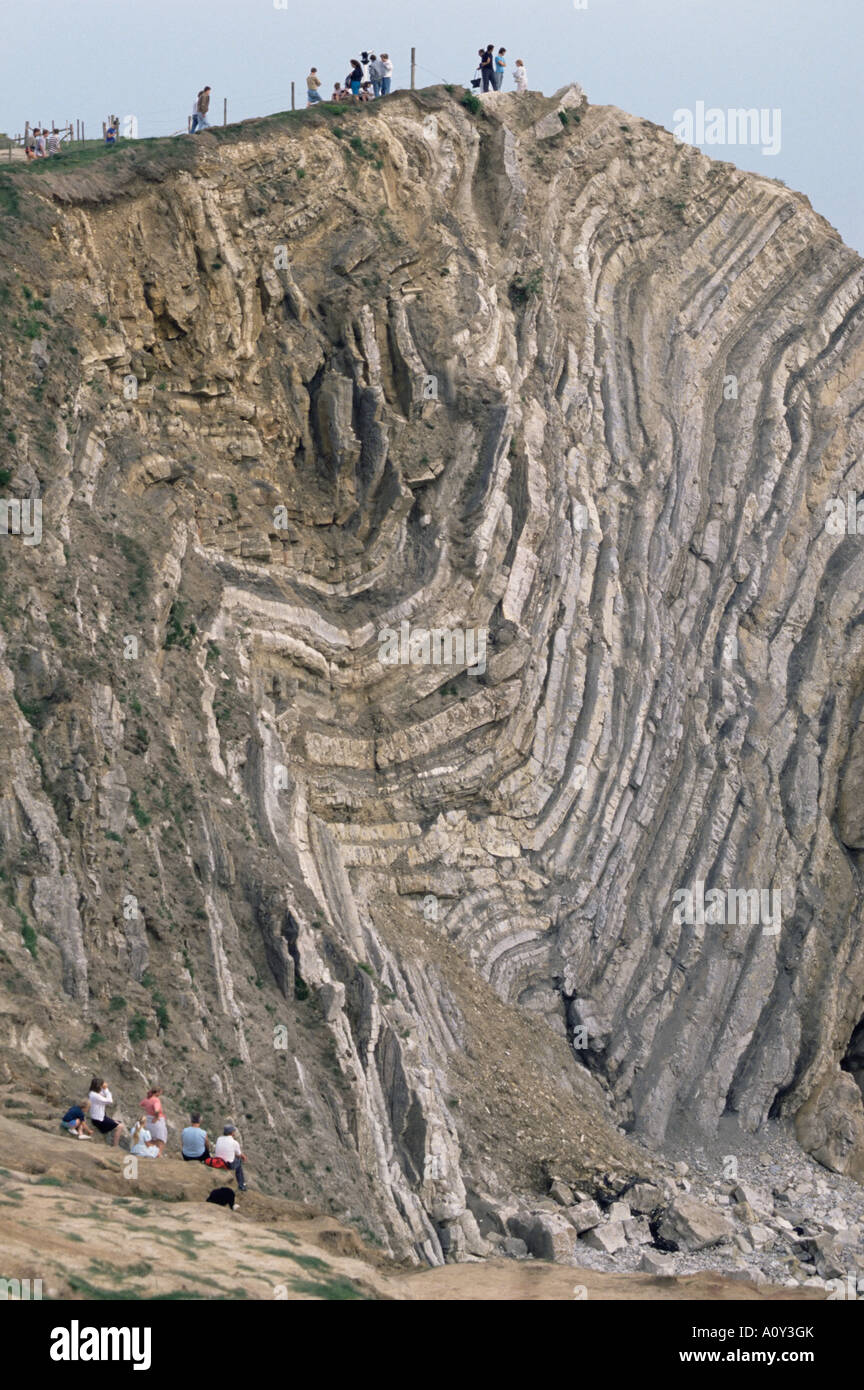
left=139, top=1087, right=167, bottom=1156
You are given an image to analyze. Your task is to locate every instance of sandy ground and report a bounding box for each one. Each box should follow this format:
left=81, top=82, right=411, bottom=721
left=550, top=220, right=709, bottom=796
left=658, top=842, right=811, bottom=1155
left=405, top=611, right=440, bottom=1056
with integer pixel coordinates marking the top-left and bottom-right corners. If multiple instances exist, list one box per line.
left=0, top=1114, right=825, bottom=1302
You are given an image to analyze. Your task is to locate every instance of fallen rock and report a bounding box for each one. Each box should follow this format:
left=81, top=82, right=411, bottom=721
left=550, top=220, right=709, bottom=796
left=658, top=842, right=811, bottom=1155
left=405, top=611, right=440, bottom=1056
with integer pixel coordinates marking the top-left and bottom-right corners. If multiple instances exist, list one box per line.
left=655, top=1196, right=733, bottom=1252
left=509, top=1213, right=576, bottom=1262
left=607, top=1200, right=632, bottom=1223
left=625, top=1181, right=664, bottom=1214
left=548, top=1180, right=574, bottom=1207
left=796, top=1234, right=847, bottom=1280
left=639, top=1250, right=674, bottom=1275
left=501, top=1236, right=529, bottom=1260
left=746, top=1224, right=774, bottom=1249
left=732, top=1183, right=764, bottom=1209
left=581, top=1220, right=627, bottom=1254
left=795, top=1073, right=864, bottom=1180
left=563, top=1200, right=603, bottom=1234
left=623, top=1216, right=653, bottom=1245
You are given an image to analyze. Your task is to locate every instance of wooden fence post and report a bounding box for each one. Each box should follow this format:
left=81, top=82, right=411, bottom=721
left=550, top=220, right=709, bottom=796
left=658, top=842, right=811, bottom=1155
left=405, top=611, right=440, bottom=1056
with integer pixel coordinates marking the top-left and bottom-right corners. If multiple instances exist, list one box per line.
left=291, top=82, right=295, bottom=111
left=411, top=47, right=416, bottom=90
left=223, top=97, right=227, bottom=126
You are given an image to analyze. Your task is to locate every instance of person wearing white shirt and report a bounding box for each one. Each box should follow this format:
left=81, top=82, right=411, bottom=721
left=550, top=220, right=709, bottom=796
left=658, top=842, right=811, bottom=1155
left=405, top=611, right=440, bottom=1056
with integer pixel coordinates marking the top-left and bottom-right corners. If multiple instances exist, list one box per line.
left=129, top=1121, right=159, bottom=1158
left=379, top=54, right=393, bottom=96
left=87, top=1078, right=126, bottom=1146
left=213, top=1124, right=248, bottom=1191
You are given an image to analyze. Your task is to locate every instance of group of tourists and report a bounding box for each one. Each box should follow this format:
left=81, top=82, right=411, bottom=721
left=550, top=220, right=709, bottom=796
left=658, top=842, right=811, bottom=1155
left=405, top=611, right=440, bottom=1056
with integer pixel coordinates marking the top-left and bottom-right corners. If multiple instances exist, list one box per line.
left=307, top=51, right=394, bottom=106
left=23, top=126, right=62, bottom=160
left=24, top=43, right=529, bottom=164
left=473, top=46, right=527, bottom=93
left=60, top=1079, right=248, bottom=1193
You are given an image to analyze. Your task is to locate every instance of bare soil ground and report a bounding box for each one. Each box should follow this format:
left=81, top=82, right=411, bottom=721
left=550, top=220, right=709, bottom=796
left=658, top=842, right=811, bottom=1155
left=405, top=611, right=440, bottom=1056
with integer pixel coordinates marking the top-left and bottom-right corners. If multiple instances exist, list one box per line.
left=0, top=1115, right=824, bottom=1301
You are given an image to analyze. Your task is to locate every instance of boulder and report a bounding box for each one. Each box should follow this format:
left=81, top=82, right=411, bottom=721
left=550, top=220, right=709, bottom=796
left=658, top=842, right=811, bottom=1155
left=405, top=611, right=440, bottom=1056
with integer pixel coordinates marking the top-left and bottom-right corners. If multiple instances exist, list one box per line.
left=639, top=1250, right=674, bottom=1275
left=746, top=1223, right=774, bottom=1248
left=563, top=1200, right=603, bottom=1234
left=607, top=1200, right=632, bottom=1222
left=796, top=1234, right=847, bottom=1280
left=623, top=1216, right=653, bottom=1245
left=501, top=1237, right=529, bottom=1260
left=527, top=1214, right=577, bottom=1262
left=655, top=1196, right=732, bottom=1252
left=548, top=1180, right=574, bottom=1207
left=625, top=1181, right=664, bottom=1214
left=509, top=1212, right=575, bottom=1261
left=732, top=1183, right=765, bottom=1209
left=795, top=1072, right=864, bottom=1180
left=467, top=1192, right=511, bottom=1237
left=581, top=1221, right=627, bottom=1254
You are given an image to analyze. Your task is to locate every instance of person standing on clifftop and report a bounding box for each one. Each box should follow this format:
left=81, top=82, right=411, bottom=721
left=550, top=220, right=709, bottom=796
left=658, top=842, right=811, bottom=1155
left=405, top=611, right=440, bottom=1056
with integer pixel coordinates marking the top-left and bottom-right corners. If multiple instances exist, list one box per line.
left=306, top=68, right=322, bottom=105
left=514, top=60, right=527, bottom=92
left=140, top=1086, right=167, bottom=1157
left=494, top=48, right=507, bottom=90
left=479, top=46, right=495, bottom=92
left=367, top=54, right=382, bottom=98
left=347, top=59, right=363, bottom=100
left=379, top=53, right=393, bottom=95
left=190, top=86, right=211, bottom=133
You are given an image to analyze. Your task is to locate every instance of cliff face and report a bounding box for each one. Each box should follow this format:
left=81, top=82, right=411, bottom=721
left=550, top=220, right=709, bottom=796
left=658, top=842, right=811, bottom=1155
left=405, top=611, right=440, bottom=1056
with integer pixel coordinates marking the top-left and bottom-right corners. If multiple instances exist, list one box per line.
left=1, top=83, right=864, bottom=1262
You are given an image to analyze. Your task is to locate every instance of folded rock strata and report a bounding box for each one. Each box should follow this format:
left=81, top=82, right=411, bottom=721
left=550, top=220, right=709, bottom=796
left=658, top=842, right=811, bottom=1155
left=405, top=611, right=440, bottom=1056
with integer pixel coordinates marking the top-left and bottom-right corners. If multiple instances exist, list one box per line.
left=1, top=83, right=863, bottom=1260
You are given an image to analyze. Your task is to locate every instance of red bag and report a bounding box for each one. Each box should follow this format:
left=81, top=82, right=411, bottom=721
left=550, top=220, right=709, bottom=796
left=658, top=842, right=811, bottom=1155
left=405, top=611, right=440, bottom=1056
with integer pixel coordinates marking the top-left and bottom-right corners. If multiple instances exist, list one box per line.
left=204, top=1155, right=228, bottom=1169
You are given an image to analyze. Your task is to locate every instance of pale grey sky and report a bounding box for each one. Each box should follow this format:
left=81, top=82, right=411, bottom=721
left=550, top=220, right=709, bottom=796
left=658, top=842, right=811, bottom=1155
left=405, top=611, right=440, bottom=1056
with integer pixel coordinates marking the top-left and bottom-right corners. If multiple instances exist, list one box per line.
left=1, top=0, right=861, bottom=252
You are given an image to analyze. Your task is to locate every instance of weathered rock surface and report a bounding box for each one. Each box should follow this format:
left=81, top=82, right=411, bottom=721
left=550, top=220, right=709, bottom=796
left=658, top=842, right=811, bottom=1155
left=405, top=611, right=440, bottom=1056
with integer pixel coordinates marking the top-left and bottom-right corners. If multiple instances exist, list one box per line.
left=655, top=1196, right=733, bottom=1252
left=1, top=82, right=864, bottom=1263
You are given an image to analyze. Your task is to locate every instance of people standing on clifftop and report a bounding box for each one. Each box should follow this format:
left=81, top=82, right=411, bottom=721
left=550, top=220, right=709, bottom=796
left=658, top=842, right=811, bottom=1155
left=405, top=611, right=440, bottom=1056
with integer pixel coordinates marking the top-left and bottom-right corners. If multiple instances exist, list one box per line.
left=190, top=86, right=211, bottom=133
left=514, top=60, right=528, bottom=92
left=140, top=1086, right=167, bottom=1156
left=88, top=1078, right=125, bottom=1147
left=306, top=68, right=322, bottom=105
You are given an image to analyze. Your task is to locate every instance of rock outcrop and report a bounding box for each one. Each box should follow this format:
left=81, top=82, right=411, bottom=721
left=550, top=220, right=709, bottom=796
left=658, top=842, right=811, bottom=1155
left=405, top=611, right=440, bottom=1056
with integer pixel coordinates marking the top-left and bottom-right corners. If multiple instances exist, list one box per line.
left=1, top=82, right=864, bottom=1264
